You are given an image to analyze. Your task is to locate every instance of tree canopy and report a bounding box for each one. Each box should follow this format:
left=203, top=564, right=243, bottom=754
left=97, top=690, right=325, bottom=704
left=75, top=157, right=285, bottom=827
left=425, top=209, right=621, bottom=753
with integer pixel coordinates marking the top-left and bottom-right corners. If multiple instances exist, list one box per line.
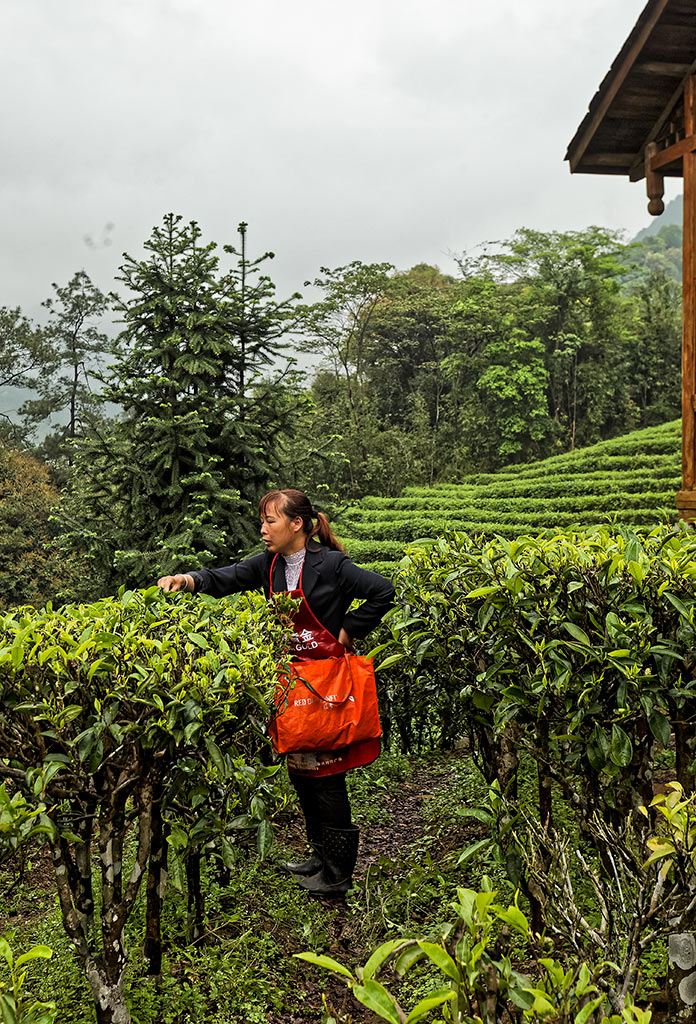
left=0, top=217, right=685, bottom=587
left=54, top=215, right=308, bottom=593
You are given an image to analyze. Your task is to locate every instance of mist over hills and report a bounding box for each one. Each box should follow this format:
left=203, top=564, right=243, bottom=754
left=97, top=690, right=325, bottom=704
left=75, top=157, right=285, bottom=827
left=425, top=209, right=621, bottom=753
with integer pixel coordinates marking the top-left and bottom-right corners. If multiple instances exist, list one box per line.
left=633, top=193, right=683, bottom=242
left=1, top=201, right=686, bottom=446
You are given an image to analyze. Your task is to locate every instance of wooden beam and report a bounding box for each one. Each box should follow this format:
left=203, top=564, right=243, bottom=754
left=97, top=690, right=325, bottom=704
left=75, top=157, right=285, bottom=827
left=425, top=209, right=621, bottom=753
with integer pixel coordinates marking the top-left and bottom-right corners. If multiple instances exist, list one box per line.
left=649, top=133, right=696, bottom=171
left=635, top=61, right=694, bottom=77
left=581, top=153, right=635, bottom=167
left=646, top=142, right=665, bottom=215
left=569, top=0, right=671, bottom=173
left=676, top=489, right=696, bottom=519
left=678, top=75, right=696, bottom=512
left=629, top=55, right=696, bottom=181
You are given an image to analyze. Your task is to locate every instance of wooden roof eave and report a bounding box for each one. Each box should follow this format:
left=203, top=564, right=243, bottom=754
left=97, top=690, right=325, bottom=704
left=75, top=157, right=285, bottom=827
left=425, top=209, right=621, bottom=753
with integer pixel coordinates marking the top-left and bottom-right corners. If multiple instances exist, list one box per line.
left=566, top=0, right=673, bottom=175
left=627, top=56, right=696, bottom=181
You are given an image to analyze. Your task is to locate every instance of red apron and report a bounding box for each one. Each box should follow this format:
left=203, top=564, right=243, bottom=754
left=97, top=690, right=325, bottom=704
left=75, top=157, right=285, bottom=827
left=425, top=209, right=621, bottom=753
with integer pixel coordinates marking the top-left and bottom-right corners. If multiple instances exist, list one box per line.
left=270, top=554, right=381, bottom=777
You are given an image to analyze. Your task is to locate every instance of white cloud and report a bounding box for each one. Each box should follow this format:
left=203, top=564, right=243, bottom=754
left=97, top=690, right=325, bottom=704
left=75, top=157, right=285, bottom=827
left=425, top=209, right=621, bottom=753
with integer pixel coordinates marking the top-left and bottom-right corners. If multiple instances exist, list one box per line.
left=0, top=0, right=659, bottom=319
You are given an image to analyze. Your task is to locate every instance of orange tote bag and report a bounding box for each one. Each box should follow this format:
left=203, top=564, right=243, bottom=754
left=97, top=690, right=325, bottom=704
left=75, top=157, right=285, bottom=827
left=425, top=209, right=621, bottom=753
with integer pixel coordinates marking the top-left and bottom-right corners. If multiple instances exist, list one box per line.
left=269, top=654, right=382, bottom=754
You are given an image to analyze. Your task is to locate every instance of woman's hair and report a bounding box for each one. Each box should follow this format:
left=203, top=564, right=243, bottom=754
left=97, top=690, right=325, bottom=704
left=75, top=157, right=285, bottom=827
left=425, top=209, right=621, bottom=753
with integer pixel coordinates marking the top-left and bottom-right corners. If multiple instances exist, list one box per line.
left=258, top=489, right=345, bottom=552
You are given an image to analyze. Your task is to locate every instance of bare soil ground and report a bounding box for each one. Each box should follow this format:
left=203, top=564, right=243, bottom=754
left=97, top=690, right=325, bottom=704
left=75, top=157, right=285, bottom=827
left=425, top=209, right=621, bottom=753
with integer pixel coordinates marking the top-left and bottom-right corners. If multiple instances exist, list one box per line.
left=0, top=843, right=55, bottom=932
left=282, top=764, right=466, bottom=1024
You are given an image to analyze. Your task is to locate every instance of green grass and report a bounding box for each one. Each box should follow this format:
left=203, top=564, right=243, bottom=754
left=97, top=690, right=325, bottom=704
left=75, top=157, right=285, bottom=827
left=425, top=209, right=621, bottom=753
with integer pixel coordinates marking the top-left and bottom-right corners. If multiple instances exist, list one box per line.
left=1, top=843, right=336, bottom=1023
left=0, top=752, right=493, bottom=1023
left=1, top=750, right=668, bottom=1022
left=339, top=419, right=682, bottom=568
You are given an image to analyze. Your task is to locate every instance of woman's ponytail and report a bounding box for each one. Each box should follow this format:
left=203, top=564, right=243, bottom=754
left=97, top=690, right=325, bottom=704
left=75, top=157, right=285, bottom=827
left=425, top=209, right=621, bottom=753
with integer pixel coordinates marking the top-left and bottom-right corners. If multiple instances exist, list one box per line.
left=310, top=511, right=346, bottom=553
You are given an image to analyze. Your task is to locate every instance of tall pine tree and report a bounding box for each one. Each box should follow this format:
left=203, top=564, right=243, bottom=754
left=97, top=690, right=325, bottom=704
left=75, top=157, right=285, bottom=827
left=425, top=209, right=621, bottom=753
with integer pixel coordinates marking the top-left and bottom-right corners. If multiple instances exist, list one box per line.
left=59, top=215, right=306, bottom=593
left=20, top=271, right=109, bottom=447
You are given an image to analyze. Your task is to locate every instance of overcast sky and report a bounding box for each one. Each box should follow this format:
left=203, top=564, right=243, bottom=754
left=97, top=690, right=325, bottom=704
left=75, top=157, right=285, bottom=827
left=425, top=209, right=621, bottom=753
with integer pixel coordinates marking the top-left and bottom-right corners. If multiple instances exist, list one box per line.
left=1, top=0, right=679, bottom=320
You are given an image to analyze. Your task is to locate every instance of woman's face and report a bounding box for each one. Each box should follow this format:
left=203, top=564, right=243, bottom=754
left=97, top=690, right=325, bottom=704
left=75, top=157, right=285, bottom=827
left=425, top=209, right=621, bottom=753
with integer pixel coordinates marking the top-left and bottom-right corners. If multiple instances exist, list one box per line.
left=260, top=502, right=304, bottom=555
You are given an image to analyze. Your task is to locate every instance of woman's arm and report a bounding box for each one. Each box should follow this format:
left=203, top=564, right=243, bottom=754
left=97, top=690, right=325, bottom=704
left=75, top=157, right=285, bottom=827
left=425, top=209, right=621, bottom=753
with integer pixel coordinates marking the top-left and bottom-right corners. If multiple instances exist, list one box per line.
left=158, top=552, right=269, bottom=599
left=334, top=556, right=395, bottom=640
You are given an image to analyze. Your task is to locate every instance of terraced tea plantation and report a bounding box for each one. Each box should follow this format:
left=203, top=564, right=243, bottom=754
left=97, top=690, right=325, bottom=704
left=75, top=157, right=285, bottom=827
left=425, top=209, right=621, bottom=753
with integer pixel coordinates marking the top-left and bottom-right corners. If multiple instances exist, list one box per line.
left=339, top=419, right=682, bottom=573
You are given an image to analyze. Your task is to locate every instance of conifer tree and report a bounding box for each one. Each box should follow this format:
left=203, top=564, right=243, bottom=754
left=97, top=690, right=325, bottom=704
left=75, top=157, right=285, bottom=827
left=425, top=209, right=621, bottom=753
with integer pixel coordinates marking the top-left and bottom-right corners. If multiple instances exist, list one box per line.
left=59, top=214, right=306, bottom=593
left=20, top=271, right=109, bottom=444
left=0, top=307, right=53, bottom=445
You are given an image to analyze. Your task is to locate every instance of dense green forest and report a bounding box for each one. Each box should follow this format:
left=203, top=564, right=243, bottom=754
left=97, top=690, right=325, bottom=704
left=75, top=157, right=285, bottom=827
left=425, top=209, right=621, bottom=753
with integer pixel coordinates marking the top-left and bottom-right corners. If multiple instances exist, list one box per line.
left=0, top=214, right=685, bottom=604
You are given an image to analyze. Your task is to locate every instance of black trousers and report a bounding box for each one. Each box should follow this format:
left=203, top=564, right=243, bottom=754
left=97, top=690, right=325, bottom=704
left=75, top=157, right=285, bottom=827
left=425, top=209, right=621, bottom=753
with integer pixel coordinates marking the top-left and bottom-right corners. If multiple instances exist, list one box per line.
left=290, top=771, right=352, bottom=840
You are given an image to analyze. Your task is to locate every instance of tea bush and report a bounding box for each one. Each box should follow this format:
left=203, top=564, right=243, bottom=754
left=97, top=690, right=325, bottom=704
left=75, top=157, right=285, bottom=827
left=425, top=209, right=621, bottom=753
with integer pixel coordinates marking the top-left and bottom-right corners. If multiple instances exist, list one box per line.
left=340, top=420, right=680, bottom=569
left=373, top=524, right=696, bottom=818
left=298, top=879, right=653, bottom=1023
left=0, top=587, right=291, bottom=1024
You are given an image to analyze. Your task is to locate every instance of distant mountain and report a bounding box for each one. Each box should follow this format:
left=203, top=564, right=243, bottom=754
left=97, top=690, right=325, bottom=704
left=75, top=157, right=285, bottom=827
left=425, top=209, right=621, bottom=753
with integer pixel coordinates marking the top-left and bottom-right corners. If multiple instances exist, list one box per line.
left=633, top=194, right=683, bottom=242
left=0, top=385, right=29, bottom=419
left=0, top=385, right=57, bottom=441
left=620, top=192, right=683, bottom=285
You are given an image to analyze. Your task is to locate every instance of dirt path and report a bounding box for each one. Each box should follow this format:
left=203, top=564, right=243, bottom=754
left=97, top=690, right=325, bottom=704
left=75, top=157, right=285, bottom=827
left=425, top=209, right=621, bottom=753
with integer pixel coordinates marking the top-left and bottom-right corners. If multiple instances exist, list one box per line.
left=285, top=762, right=466, bottom=1024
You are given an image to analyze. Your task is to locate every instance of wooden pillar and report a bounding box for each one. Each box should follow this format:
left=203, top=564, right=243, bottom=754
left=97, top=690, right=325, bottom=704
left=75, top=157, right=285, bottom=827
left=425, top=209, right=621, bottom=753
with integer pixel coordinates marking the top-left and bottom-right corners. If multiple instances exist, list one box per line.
left=645, top=141, right=665, bottom=216
left=677, top=76, right=696, bottom=521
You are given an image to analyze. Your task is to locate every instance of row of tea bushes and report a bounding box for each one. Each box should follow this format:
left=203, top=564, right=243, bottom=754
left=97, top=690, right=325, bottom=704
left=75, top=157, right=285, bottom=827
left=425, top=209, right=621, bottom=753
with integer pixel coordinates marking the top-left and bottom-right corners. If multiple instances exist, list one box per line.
left=360, top=473, right=679, bottom=506
left=342, top=419, right=681, bottom=571
left=346, top=508, right=673, bottom=543
left=0, top=587, right=291, bottom=1024
left=360, top=522, right=696, bottom=1022
left=371, top=523, right=696, bottom=811
left=353, top=493, right=677, bottom=517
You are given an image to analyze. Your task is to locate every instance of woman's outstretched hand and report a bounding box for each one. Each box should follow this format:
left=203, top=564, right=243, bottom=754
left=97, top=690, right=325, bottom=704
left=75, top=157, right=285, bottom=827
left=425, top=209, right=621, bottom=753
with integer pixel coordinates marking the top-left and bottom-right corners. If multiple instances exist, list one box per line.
left=157, top=574, right=194, bottom=593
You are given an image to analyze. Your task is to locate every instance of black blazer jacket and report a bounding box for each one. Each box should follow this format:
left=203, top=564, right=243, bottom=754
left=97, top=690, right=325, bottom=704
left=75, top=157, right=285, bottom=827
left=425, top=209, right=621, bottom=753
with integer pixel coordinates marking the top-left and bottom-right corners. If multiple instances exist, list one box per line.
left=189, top=543, right=395, bottom=641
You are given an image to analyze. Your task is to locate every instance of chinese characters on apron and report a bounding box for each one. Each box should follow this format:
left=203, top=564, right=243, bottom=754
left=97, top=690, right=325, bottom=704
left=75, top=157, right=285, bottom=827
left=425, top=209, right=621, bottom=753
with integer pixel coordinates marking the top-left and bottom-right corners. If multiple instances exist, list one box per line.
left=270, top=554, right=381, bottom=777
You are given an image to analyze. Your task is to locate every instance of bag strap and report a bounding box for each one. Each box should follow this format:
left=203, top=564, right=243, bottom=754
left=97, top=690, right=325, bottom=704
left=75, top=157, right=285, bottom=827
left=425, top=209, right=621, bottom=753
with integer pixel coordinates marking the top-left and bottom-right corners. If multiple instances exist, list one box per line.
left=294, top=652, right=355, bottom=707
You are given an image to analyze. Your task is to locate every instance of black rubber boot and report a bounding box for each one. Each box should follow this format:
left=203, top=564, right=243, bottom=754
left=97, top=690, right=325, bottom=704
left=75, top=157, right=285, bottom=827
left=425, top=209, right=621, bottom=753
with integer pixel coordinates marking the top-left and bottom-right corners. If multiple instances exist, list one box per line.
left=279, top=823, right=323, bottom=876
left=279, top=848, right=323, bottom=876
left=297, top=825, right=359, bottom=897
